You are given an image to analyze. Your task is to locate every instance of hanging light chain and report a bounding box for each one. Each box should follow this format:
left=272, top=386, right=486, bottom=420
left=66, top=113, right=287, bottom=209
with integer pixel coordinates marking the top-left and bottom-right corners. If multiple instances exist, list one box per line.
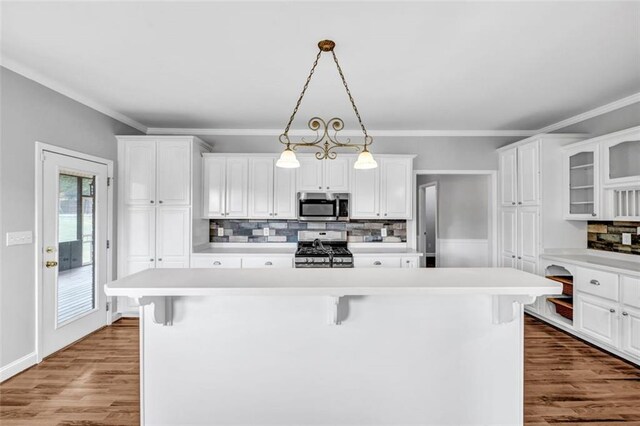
left=330, top=50, right=369, bottom=139
left=283, top=50, right=322, bottom=135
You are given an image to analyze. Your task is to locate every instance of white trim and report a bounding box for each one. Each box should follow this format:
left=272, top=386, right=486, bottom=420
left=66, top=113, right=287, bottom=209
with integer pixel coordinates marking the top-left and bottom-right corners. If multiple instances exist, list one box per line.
left=537, top=92, right=640, bottom=134
left=34, top=142, right=114, bottom=363
left=0, top=352, right=37, bottom=382
left=495, top=133, right=587, bottom=153
left=1, top=56, right=148, bottom=133
left=147, top=127, right=536, bottom=138
left=417, top=182, right=438, bottom=267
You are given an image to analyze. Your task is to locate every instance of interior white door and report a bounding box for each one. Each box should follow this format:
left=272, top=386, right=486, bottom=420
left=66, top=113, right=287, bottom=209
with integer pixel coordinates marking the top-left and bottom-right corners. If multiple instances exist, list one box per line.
left=273, top=166, right=297, bottom=219
left=156, top=140, right=191, bottom=206
left=517, top=141, right=540, bottom=206
left=517, top=206, right=539, bottom=271
left=351, top=167, right=380, bottom=219
left=203, top=157, right=226, bottom=218
left=156, top=207, right=190, bottom=268
left=324, top=158, right=350, bottom=192
left=297, top=156, right=324, bottom=191
left=248, top=157, right=275, bottom=219
left=225, top=158, right=249, bottom=218
left=499, top=207, right=517, bottom=267
left=380, top=158, right=411, bottom=219
left=41, top=151, right=109, bottom=358
left=122, top=206, right=156, bottom=275
left=499, top=148, right=517, bottom=207
left=123, top=140, right=156, bottom=205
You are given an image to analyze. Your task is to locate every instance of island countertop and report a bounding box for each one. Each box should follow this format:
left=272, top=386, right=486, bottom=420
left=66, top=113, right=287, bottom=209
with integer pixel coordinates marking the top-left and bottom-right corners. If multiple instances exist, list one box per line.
left=105, top=267, right=561, bottom=298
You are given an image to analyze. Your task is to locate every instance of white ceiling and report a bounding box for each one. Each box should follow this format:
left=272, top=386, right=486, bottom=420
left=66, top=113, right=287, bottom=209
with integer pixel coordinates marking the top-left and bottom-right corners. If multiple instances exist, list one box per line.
left=1, top=1, right=639, bottom=134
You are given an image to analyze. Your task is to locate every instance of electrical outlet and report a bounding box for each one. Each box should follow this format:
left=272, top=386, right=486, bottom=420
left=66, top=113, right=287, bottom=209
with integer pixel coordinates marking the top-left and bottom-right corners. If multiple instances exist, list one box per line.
left=622, top=233, right=632, bottom=245
left=6, top=231, right=33, bottom=246
left=381, top=227, right=387, bottom=237
left=217, top=228, right=224, bottom=237
left=263, top=227, right=270, bottom=237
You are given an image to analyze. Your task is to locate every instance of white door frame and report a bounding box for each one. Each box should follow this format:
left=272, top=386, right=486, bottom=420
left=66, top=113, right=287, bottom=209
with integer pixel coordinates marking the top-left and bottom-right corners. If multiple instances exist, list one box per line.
left=410, top=170, right=498, bottom=267
left=417, top=182, right=438, bottom=267
left=34, top=142, right=114, bottom=363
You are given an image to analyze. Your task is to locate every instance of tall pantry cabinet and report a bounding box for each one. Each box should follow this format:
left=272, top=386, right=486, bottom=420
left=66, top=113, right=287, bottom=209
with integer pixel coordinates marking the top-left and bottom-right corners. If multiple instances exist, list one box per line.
left=116, top=136, right=210, bottom=315
left=498, top=134, right=585, bottom=274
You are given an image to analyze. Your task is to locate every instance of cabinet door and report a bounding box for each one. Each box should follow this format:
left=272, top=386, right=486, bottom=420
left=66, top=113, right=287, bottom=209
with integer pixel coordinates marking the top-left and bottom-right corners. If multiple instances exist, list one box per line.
left=621, top=306, right=640, bottom=359
left=576, top=294, right=619, bottom=348
left=351, top=167, right=380, bottom=219
left=564, top=144, right=599, bottom=220
left=354, top=256, right=402, bottom=268
left=518, top=207, right=539, bottom=271
left=203, top=157, right=226, bottom=218
left=297, top=156, right=324, bottom=192
left=225, top=158, right=249, bottom=218
left=324, top=157, right=350, bottom=192
left=517, top=141, right=540, bottom=206
left=242, top=257, right=294, bottom=269
left=499, top=148, right=517, bottom=207
left=156, top=140, right=191, bottom=206
left=123, top=140, right=156, bottom=205
left=122, top=206, right=155, bottom=276
left=156, top=207, right=190, bottom=268
left=248, top=158, right=274, bottom=219
left=401, top=257, right=418, bottom=268
left=380, top=158, right=412, bottom=219
left=500, top=207, right=517, bottom=267
left=274, top=166, right=297, bottom=219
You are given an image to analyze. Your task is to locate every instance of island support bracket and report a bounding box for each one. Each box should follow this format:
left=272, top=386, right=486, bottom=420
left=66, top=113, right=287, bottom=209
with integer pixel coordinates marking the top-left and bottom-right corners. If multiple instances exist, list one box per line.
left=136, top=296, right=173, bottom=326
left=328, top=296, right=341, bottom=326
left=492, top=295, right=536, bottom=324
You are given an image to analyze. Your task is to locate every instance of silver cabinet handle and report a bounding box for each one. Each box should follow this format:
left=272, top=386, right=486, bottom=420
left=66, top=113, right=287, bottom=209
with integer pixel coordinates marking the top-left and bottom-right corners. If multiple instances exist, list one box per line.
left=150, top=200, right=155, bottom=204
left=159, top=200, right=163, bottom=204
left=319, top=186, right=322, bottom=189
left=274, top=213, right=278, bottom=216
left=373, top=261, right=382, bottom=266
left=158, top=258, right=162, bottom=261
left=511, top=202, right=516, bottom=205
left=590, top=279, right=600, bottom=286
left=518, top=201, right=522, bottom=205
left=150, top=258, right=154, bottom=262
left=622, top=312, right=629, bottom=316
left=512, top=255, right=516, bottom=258
left=384, top=213, right=388, bottom=216
left=517, top=256, right=522, bottom=260
left=376, top=213, right=380, bottom=216
left=265, top=261, right=273, bottom=266
left=591, top=213, right=597, bottom=217
left=326, top=186, right=330, bottom=190
left=609, top=308, right=616, bottom=313
left=213, top=261, right=221, bottom=266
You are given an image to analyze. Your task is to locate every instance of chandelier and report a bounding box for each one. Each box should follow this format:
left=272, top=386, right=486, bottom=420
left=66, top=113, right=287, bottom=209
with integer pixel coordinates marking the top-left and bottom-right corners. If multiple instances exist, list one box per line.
left=276, top=40, right=377, bottom=170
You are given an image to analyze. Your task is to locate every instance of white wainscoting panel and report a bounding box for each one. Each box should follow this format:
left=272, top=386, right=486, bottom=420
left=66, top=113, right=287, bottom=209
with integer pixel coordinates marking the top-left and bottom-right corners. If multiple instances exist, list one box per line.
left=438, top=239, right=490, bottom=267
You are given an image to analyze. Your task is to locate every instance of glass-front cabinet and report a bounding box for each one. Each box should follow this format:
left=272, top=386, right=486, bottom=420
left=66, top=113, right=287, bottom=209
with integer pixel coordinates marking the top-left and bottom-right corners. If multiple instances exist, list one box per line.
left=563, top=143, right=599, bottom=219
left=603, top=129, right=640, bottom=186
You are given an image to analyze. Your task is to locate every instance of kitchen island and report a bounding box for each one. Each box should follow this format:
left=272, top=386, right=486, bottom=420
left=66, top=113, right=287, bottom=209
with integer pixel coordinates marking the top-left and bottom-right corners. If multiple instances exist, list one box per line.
left=105, top=267, right=561, bottom=426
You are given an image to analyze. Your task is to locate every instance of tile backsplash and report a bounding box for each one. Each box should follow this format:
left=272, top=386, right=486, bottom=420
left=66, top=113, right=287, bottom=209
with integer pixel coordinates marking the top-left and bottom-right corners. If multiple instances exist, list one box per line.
left=210, top=220, right=407, bottom=243
left=588, top=221, right=640, bottom=255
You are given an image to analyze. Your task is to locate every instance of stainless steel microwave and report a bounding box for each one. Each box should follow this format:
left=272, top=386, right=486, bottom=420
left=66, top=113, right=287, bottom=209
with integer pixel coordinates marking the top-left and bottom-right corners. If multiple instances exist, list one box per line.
left=297, top=192, right=349, bottom=221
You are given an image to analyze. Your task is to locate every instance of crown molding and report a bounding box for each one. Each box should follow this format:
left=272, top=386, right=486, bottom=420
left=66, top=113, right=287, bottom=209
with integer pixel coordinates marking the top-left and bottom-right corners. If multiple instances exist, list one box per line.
left=146, top=127, right=537, bottom=137
left=536, top=92, right=640, bottom=134
left=0, top=56, right=148, bottom=133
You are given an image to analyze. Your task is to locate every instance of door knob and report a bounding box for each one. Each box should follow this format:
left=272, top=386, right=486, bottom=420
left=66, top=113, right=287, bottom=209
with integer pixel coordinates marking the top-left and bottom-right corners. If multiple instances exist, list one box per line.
left=45, top=260, right=58, bottom=268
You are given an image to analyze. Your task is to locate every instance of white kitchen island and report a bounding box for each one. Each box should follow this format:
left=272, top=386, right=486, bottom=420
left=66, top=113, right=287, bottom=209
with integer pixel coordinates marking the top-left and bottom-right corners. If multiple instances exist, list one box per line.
left=105, top=267, right=561, bottom=426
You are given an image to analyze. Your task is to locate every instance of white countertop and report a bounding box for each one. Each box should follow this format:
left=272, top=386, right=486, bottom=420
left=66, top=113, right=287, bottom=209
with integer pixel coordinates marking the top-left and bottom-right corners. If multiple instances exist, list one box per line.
left=540, top=252, right=640, bottom=275
left=192, top=245, right=422, bottom=257
left=105, top=267, right=560, bottom=297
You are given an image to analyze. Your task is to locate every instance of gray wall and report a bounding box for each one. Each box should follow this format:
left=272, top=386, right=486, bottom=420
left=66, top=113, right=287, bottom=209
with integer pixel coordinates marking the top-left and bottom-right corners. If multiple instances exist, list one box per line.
left=0, top=68, right=141, bottom=370
left=417, top=174, right=490, bottom=240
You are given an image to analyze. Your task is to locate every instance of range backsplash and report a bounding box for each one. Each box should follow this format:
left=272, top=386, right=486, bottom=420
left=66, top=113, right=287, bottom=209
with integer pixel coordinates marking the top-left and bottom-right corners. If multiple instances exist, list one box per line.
left=588, top=221, right=640, bottom=255
left=209, top=220, right=407, bottom=243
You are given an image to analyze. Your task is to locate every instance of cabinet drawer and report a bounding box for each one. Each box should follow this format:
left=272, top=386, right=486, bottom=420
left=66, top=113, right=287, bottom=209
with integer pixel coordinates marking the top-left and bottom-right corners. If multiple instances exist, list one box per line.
left=354, top=256, right=402, bottom=268
left=242, top=257, right=293, bottom=269
left=190, top=257, right=242, bottom=268
left=576, top=267, right=619, bottom=301
left=622, top=276, right=640, bottom=309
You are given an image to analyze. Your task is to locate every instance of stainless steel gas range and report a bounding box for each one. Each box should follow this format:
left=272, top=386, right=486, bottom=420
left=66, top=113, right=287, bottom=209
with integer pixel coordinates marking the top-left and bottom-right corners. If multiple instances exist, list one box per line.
left=294, top=231, right=353, bottom=268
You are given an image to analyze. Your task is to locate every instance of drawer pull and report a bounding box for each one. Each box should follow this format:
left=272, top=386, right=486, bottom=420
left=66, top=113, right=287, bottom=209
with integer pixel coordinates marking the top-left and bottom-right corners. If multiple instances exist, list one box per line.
left=373, top=261, right=382, bottom=266
left=265, top=261, right=273, bottom=266
left=213, top=261, right=222, bottom=266
left=589, top=279, right=600, bottom=286
left=622, top=311, right=629, bottom=316
left=609, top=308, right=616, bottom=313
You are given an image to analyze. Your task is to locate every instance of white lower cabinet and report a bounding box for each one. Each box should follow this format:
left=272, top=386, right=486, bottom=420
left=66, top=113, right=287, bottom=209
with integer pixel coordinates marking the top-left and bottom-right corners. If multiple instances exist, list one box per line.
left=575, top=293, right=619, bottom=347
left=190, top=257, right=242, bottom=268
left=190, top=256, right=294, bottom=269
left=156, top=207, right=191, bottom=268
left=242, top=257, right=293, bottom=269
left=354, top=256, right=402, bottom=268
left=621, top=306, right=640, bottom=359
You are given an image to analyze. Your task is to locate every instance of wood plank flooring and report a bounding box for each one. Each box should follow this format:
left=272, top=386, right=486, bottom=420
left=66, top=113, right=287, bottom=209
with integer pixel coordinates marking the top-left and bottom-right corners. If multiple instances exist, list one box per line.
left=1, top=315, right=638, bottom=425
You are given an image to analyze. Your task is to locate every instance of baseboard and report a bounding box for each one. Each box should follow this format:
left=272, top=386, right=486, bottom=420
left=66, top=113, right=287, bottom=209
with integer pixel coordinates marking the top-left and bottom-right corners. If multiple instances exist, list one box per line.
left=0, top=351, right=37, bottom=382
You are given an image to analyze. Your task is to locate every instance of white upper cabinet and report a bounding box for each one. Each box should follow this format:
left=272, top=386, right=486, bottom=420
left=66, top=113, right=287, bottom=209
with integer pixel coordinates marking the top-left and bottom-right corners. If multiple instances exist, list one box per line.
left=351, top=167, right=380, bottom=219
left=499, top=149, right=517, bottom=207
left=297, top=156, right=350, bottom=192
left=225, top=158, right=249, bottom=218
left=499, top=141, right=539, bottom=207
left=249, top=157, right=275, bottom=219
left=379, top=157, right=412, bottom=219
left=602, top=127, right=640, bottom=186
left=203, top=156, right=249, bottom=218
left=563, top=142, right=599, bottom=220
left=123, top=140, right=156, bottom=205
left=156, top=140, right=191, bottom=205
left=297, top=156, right=324, bottom=191
left=156, top=207, right=191, bottom=269
left=203, top=156, right=227, bottom=218
left=273, top=166, right=297, bottom=219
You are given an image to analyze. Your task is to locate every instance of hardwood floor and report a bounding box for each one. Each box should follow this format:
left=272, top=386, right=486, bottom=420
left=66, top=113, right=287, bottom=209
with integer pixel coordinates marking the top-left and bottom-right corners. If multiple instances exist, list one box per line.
left=1, top=315, right=638, bottom=425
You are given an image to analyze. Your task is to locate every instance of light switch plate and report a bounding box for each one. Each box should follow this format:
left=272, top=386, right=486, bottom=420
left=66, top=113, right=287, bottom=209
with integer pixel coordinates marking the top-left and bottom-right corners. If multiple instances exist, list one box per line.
left=6, top=231, right=33, bottom=246
left=217, top=228, right=224, bottom=237
left=622, top=233, right=632, bottom=245
left=263, top=227, right=270, bottom=237
left=381, top=228, right=387, bottom=237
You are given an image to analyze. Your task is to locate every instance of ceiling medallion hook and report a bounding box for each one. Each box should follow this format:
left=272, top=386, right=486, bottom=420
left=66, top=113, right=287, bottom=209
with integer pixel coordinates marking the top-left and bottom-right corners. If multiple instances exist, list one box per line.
left=276, top=40, right=377, bottom=170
